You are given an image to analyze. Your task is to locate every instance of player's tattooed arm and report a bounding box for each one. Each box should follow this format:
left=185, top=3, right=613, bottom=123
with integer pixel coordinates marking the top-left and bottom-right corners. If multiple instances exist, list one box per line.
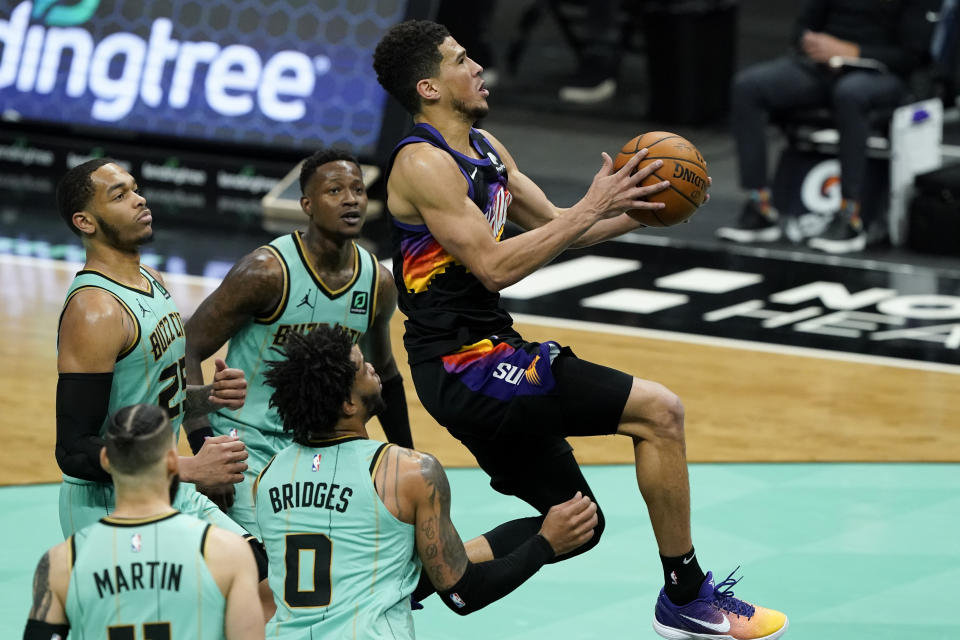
left=375, top=445, right=424, bottom=524
left=26, top=545, right=68, bottom=625
left=28, top=552, right=52, bottom=621
left=182, top=357, right=248, bottom=420
left=183, top=247, right=284, bottom=397
left=412, top=452, right=469, bottom=590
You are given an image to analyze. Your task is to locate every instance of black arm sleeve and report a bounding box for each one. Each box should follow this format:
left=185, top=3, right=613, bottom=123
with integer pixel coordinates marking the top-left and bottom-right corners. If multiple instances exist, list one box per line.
left=376, top=374, right=413, bottom=448
left=245, top=536, right=269, bottom=582
left=55, top=372, right=113, bottom=483
left=436, top=534, right=554, bottom=615
left=23, top=620, right=70, bottom=639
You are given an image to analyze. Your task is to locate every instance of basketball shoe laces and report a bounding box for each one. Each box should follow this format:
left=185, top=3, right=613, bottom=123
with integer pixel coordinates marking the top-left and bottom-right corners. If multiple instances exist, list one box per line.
left=711, top=568, right=756, bottom=620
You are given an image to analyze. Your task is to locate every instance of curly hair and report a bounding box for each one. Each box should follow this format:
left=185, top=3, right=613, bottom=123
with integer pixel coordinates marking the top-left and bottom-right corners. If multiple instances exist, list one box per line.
left=298, top=148, right=361, bottom=196
left=373, top=20, right=450, bottom=115
left=55, top=157, right=116, bottom=236
left=265, top=326, right=356, bottom=445
left=104, top=403, right=172, bottom=475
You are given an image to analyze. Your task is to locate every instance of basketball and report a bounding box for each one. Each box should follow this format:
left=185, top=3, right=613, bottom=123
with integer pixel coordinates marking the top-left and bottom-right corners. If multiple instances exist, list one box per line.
left=613, top=131, right=708, bottom=227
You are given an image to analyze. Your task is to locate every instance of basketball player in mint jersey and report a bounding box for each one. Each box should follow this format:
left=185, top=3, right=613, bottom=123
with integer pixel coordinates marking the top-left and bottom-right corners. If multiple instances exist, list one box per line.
left=23, top=404, right=264, bottom=640
left=375, top=21, right=788, bottom=640
left=253, top=326, right=597, bottom=639
left=184, top=149, right=412, bottom=539
left=54, top=160, right=257, bottom=547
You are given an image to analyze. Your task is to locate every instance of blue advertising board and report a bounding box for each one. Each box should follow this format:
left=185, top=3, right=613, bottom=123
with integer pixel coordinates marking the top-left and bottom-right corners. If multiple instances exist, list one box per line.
left=0, top=0, right=426, bottom=160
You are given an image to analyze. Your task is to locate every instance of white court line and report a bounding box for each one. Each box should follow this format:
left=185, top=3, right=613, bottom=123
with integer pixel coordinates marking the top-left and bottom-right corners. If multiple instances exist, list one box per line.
left=0, top=253, right=219, bottom=288
left=615, top=230, right=960, bottom=278
left=6, top=254, right=958, bottom=375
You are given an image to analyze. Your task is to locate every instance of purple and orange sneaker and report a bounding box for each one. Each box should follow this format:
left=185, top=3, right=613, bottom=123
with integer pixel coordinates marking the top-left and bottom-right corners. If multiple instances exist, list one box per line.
left=653, top=569, right=788, bottom=639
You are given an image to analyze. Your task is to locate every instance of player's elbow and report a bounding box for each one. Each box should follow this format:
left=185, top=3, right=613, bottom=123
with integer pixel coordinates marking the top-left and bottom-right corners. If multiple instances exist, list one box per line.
left=474, top=266, right=515, bottom=293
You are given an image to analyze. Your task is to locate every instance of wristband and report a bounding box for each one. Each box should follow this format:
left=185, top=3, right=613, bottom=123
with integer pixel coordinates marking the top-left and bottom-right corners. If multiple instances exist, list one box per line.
left=23, top=619, right=70, bottom=640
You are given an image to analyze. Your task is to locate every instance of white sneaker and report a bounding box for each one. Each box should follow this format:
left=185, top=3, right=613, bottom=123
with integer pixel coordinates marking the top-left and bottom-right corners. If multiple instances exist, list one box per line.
left=559, top=78, right=617, bottom=104
left=784, top=211, right=835, bottom=244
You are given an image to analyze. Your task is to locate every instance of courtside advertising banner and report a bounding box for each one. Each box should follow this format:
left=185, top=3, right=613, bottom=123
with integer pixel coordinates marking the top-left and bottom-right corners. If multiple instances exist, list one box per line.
left=0, top=0, right=413, bottom=157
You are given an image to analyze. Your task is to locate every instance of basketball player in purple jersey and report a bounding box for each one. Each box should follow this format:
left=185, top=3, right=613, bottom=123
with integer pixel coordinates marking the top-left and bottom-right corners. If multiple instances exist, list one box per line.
left=374, top=20, right=788, bottom=640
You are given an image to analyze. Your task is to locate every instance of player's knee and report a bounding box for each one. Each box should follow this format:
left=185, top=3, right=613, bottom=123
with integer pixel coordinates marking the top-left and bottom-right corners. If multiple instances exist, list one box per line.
left=553, top=502, right=605, bottom=562
left=651, top=388, right=685, bottom=443
left=579, top=501, right=606, bottom=553
left=620, top=381, right=685, bottom=441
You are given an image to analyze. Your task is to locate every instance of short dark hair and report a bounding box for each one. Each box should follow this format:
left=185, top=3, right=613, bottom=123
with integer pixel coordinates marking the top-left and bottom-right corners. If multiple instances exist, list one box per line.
left=55, top=158, right=116, bottom=236
left=298, top=148, right=361, bottom=196
left=265, top=326, right=355, bottom=445
left=104, top=404, right=172, bottom=475
left=373, top=20, right=450, bottom=114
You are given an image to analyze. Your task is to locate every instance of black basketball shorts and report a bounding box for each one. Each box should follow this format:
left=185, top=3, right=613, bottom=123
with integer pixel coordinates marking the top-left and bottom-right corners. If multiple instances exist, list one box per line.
left=410, top=331, right=633, bottom=442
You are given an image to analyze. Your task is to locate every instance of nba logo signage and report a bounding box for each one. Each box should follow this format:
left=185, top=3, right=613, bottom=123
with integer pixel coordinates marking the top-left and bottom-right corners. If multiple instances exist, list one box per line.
left=130, top=534, right=142, bottom=553
left=449, top=592, right=466, bottom=608
left=311, top=453, right=321, bottom=471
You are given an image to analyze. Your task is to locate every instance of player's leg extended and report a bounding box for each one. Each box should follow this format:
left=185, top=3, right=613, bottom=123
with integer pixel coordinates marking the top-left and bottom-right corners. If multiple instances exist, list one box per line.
left=459, top=434, right=605, bottom=563
left=617, top=379, right=788, bottom=639
left=616, top=378, right=691, bottom=556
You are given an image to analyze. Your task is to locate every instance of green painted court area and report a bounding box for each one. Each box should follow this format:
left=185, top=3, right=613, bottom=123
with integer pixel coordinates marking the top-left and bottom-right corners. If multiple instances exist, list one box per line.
left=3, top=463, right=958, bottom=639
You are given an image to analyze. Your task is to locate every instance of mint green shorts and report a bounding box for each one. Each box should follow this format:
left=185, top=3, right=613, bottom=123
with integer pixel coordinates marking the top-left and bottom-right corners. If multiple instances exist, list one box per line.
left=58, top=475, right=249, bottom=539
left=210, top=416, right=293, bottom=540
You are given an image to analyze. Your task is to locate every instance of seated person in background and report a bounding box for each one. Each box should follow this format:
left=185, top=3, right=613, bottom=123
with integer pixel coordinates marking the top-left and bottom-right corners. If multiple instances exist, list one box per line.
left=717, top=0, right=936, bottom=254
left=254, top=326, right=598, bottom=639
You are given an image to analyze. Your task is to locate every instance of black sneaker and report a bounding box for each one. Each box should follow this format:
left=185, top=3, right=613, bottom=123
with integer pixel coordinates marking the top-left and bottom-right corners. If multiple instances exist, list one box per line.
left=807, top=214, right=866, bottom=254
left=715, top=200, right=782, bottom=243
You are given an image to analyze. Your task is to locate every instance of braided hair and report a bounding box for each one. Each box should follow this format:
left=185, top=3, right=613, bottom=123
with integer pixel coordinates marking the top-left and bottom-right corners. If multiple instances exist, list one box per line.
left=264, top=326, right=355, bottom=445
left=104, top=404, right=173, bottom=475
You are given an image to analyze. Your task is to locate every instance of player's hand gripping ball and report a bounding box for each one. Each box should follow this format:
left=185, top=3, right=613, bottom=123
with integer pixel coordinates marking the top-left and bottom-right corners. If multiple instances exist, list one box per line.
left=613, top=131, right=708, bottom=227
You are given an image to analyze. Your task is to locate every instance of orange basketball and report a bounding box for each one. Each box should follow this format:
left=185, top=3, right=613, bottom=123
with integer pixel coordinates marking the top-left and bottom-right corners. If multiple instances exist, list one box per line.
left=613, top=131, right=708, bottom=227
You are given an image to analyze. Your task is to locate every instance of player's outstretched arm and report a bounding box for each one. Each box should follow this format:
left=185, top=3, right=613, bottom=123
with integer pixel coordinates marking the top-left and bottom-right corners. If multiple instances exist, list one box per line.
left=56, top=289, right=135, bottom=482
left=398, top=448, right=598, bottom=614
left=390, top=140, right=655, bottom=292
left=23, top=543, right=69, bottom=639
left=477, top=128, right=675, bottom=248
left=205, top=527, right=266, bottom=640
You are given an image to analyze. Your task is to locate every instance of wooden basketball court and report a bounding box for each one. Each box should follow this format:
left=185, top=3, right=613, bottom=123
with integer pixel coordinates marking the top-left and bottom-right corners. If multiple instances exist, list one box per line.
left=3, top=253, right=957, bottom=487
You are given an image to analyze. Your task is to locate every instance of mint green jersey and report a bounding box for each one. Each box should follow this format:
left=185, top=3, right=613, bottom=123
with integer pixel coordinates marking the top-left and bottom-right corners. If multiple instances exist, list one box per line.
left=64, top=511, right=225, bottom=640
left=255, top=438, right=420, bottom=640
left=60, top=267, right=186, bottom=477
left=212, top=231, right=379, bottom=436
left=57, top=267, right=249, bottom=540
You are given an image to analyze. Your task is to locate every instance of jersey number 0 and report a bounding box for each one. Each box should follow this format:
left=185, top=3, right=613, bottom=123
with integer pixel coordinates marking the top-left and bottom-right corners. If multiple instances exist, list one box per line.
left=284, top=533, right=333, bottom=608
